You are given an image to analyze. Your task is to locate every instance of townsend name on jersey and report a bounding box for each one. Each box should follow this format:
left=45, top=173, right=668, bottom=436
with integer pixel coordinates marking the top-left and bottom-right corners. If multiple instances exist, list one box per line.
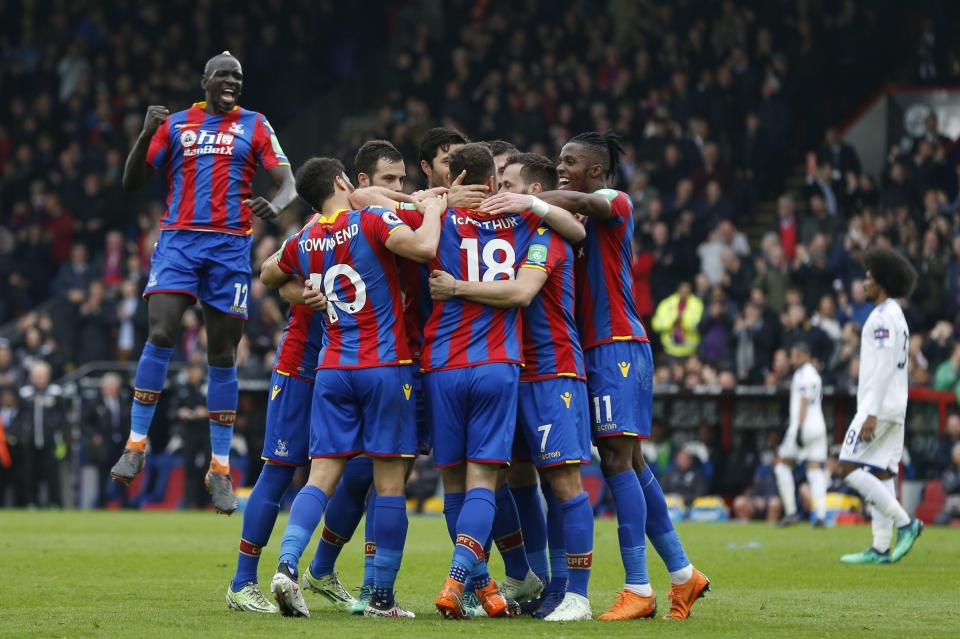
left=299, top=225, right=359, bottom=252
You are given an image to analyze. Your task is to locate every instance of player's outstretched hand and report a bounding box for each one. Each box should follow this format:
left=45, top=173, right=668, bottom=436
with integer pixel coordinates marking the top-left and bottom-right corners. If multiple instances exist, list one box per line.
left=142, top=105, right=169, bottom=137
left=303, top=279, right=328, bottom=312
left=448, top=170, right=488, bottom=209
left=429, top=270, right=457, bottom=300
left=244, top=196, right=279, bottom=219
left=479, top=192, right=533, bottom=216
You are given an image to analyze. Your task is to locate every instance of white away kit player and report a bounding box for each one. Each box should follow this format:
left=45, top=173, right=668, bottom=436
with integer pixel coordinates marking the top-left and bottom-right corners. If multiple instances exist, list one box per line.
left=775, top=342, right=828, bottom=527
left=836, top=248, right=923, bottom=564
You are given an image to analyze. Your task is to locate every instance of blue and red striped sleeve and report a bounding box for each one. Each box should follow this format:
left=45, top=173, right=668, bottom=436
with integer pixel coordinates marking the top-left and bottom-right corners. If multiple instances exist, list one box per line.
left=146, top=121, right=170, bottom=169
left=252, top=114, right=289, bottom=169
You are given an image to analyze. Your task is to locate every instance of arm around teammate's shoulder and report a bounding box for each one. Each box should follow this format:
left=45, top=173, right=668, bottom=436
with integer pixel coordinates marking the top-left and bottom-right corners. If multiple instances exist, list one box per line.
left=384, top=194, right=446, bottom=263
left=536, top=190, right=614, bottom=220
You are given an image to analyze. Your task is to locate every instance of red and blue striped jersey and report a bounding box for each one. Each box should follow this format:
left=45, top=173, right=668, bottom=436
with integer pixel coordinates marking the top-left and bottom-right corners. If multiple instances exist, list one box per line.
left=272, top=304, right=324, bottom=382
left=574, top=189, right=649, bottom=350
left=277, top=206, right=412, bottom=369
left=146, top=102, right=289, bottom=236
left=395, top=204, right=432, bottom=363
left=420, top=208, right=542, bottom=372
left=520, top=225, right=585, bottom=381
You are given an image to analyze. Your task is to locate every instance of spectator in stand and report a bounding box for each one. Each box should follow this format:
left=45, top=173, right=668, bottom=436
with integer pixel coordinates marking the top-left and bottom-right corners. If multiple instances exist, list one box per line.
left=934, top=415, right=960, bottom=475
left=805, top=161, right=840, bottom=217
left=811, top=294, right=842, bottom=344
left=921, top=321, right=955, bottom=373
left=54, top=243, right=97, bottom=304
left=817, top=127, right=861, bottom=182
left=642, top=419, right=674, bottom=478
left=75, top=280, right=115, bottom=364
left=838, top=278, right=874, bottom=327
left=753, top=243, right=790, bottom=312
left=169, top=362, right=210, bottom=510
left=115, top=279, right=141, bottom=361
left=732, top=431, right=783, bottom=522
left=661, top=449, right=709, bottom=507
left=698, top=288, right=735, bottom=371
left=80, top=373, right=129, bottom=508
left=779, top=303, right=833, bottom=368
left=934, top=442, right=960, bottom=525
left=11, top=362, right=67, bottom=508
left=907, top=335, right=930, bottom=387
left=934, top=343, right=960, bottom=404
left=652, top=281, right=704, bottom=360
left=0, top=342, right=21, bottom=388
left=775, top=194, right=799, bottom=262
left=944, top=236, right=960, bottom=319
left=734, top=301, right=778, bottom=383
left=829, top=321, right=861, bottom=384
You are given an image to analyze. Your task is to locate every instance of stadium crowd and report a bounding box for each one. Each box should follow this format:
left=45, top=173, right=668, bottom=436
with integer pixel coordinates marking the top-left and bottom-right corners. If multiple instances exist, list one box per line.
left=2, top=0, right=960, bottom=516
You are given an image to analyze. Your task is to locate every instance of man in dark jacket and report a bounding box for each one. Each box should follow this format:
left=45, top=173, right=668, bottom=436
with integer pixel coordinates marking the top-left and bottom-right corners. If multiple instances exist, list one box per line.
left=12, top=361, right=68, bottom=507
left=81, top=373, right=129, bottom=507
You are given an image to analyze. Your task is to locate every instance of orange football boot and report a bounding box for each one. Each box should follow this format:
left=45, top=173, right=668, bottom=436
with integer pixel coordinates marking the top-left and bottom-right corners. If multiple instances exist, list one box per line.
left=598, top=590, right=657, bottom=621
left=436, top=577, right=467, bottom=619
left=475, top=579, right=518, bottom=617
left=664, top=568, right=710, bottom=620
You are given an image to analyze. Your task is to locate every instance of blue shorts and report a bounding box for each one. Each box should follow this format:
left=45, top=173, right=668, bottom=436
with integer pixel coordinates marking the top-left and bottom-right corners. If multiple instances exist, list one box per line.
left=261, top=370, right=313, bottom=466
left=310, top=365, right=417, bottom=459
left=144, top=230, right=252, bottom=319
left=584, top=341, right=653, bottom=441
left=425, top=363, right=519, bottom=468
left=514, top=378, right=592, bottom=468
left=411, top=371, right=431, bottom=455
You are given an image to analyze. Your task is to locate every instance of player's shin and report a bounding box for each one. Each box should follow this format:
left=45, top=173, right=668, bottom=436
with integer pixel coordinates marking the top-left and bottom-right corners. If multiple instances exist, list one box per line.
left=493, top=486, right=531, bottom=580
left=232, top=463, right=295, bottom=590
left=363, top=487, right=377, bottom=588
left=843, top=469, right=910, bottom=527
left=774, top=462, right=798, bottom=517
left=309, top=457, right=372, bottom=579
left=278, top=485, right=329, bottom=574
left=449, top=487, right=496, bottom=584
left=638, top=465, right=693, bottom=583
left=208, top=365, right=238, bottom=469
left=372, top=493, right=408, bottom=607
left=541, top=481, right=568, bottom=591
left=129, top=343, right=174, bottom=445
left=509, top=482, right=549, bottom=581
left=608, top=470, right=651, bottom=595
left=560, top=492, right=593, bottom=597
left=806, top=465, right=828, bottom=523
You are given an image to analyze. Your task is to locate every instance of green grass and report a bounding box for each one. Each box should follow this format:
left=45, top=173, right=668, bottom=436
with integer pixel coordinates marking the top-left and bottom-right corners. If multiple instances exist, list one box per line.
left=0, top=511, right=957, bottom=638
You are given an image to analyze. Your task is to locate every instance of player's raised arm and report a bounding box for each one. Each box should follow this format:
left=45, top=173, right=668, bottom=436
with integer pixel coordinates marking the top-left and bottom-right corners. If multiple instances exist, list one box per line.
left=122, top=105, right=169, bottom=191
left=384, top=194, right=446, bottom=263
left=536, top=190, right=614, bottom=220
left=429, top=266, right=548, bottom=308
left=478, top=192, right=586, bottom=243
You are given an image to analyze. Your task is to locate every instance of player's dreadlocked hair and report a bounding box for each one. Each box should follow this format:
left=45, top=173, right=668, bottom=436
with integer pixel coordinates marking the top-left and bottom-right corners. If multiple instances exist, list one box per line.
left=354, top=140, right=402, bottom=180
left=862, top=247, right=917, bottom=299
left=295, top=157, right=347, bottom=210
left=569, top=130, right=625, bottom=179
left=448, top=143, right=495, bottom=186
left=504, top=153, right=558, bottom=191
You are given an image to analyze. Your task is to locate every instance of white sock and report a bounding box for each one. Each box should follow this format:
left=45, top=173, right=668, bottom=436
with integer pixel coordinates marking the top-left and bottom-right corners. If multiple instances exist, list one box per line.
left=870, top=504, right=893, bottom=553
left=129, top=432, right=147, bottom=443
left=774, top=463, right=797, bottom=516
left=211, top=453, right=230, bottom=467
left=806, top=466, right=827, bottom=521
left=625, top=583, right=653, bottom=596
left=669, top=564, right=694, bottom=584
left=844, top=469, right=910, bottom=527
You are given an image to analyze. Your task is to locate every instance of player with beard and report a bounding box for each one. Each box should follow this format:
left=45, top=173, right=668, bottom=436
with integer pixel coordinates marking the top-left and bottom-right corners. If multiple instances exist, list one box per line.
left=111, top=51, right=296, bottom=514
left=539, top=131, right=709, bottom=621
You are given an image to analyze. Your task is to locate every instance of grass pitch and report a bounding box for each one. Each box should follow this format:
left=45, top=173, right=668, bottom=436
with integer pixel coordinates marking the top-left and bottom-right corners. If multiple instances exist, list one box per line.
left=0, top=511, right=957, bottom=638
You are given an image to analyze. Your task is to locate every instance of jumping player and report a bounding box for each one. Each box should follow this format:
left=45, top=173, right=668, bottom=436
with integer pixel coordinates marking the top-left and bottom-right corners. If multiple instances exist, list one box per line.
left=540, top=131, right=709, bottom=620
left=110, top=52, right=296, bottom=514
left=431, top=152, right=594, bottom=621
left=775, top=342, right=829, bottom=527
left=262, top=157, right=446, bottom=618
left=837, top=248, right=923, bottom=564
